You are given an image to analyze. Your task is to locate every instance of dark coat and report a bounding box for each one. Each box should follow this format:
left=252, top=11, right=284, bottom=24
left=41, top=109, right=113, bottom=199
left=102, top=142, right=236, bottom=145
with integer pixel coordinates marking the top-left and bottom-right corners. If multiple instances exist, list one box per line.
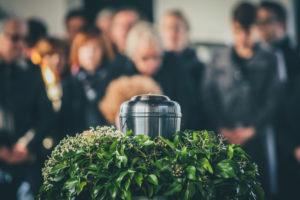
left=273, top=37, right=300, bottom=85
left=123, top=53, right=200, bottom=130
left=0, top=59, right=55, bottom=196
left=202, top=45, right=281, bottom=130
left=58, top=65, right=113, bottom=136
left=165, top=48, right=205, bottom=91
left=202, top=46, right=282, bottom=197
left=0, top=59, right=54, bottom=152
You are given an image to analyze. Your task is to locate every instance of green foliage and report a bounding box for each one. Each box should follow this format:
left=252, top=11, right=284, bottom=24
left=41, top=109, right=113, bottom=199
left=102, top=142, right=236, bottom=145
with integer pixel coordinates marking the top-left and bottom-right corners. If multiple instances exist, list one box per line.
left=39, top=126, right=264, bottom=200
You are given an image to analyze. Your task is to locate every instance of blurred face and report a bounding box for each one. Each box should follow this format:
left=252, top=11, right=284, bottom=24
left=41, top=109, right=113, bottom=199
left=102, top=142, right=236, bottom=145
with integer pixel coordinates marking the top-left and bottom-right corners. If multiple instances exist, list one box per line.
left=66, top=17, right=86, bottom=42
left=161, top=15, right=189, bottom=52
left=78, top=39, right=103, bottom=73
left=0, top=19, right=27, bottom=63
left=111, top=11, right=139, bottom=53
left=132, top=40, right=162, bottom=76
left=232, top=21, right=255, bottom=50
left=256, top=8, right=285, bottom=43
left=96, top=15, right=112, bottom=35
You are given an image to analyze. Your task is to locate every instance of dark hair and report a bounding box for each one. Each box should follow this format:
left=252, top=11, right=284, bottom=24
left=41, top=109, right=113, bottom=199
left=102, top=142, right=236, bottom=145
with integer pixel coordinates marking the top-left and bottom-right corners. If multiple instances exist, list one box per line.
left=65, top=9, right=87, bottom=24
left=165, top=9, right=190, bottom=31
left=26, top=18, right=48, bottom=47
left=113, top=6, right=141, bottom=20
left=259, top=1, right=287, bottom=24
left=232, top=2, right=257, bottom=30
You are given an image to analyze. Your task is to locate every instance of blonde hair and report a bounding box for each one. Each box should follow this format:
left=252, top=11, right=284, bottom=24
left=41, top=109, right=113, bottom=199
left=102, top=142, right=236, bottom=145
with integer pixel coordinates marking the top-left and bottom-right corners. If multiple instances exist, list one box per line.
left=125, top=21, right=162, bottom=60
left=99, top=75, right=162, bottom=124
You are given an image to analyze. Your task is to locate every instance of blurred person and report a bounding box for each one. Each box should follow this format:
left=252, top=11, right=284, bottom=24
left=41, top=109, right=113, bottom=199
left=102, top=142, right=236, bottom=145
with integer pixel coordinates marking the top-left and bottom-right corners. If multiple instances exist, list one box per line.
left=110, top=7, right=140, bottom=55
left=32, top=37, right=69, bottom=113
left=124, top=21, right=199, bottom=130
left=65, top=9, right=87, bottom=43
left=95, top=8, right=114, bottom=37
left=106, top=7, right=141, bottom=81
left=257, top=1, right=300, bottom=83
left=33, top=37, right=69, bottom=79
left=257, top=2, right=300, bottom=198
left=202, top=3, right=281, bottom=199
left=25, top=18, right=48, bottom=57
left=160, top=10, right=205, bottom=91
left=0, top=17, right=54, bottom=199
left=99, top=75, right=162, bottom=127
left=58, top=27, right=115, bottom=136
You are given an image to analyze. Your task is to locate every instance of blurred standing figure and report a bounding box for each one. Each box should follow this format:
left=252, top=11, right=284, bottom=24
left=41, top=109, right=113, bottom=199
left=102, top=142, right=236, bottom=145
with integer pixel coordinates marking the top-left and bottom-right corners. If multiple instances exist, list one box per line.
left=202, top=3, right=281, bottom=199
left=257, top=2, right=300, bottom=199
left=160, top=10, right=205, bottom=93
left=59, top=27, right=115, bottom=136
left=125, top=21, right=199, bottom=130
left=108, top=7, right=141, bottom=77
left=65, top=9, right=87, bottom=43
left=110, top=7, right=140, bottom=55
left=257, top=1, right=300, bottom=84
left=0, top=17, right=54, bottom=199
left=24, top=18, right=48, bottom=59
left=95, top=8, right=114, bottom=37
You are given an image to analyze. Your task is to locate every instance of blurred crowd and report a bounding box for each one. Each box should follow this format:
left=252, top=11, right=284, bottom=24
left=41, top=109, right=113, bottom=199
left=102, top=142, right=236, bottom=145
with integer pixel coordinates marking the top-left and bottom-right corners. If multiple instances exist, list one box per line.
left=0, top=1, right=299, bottom=200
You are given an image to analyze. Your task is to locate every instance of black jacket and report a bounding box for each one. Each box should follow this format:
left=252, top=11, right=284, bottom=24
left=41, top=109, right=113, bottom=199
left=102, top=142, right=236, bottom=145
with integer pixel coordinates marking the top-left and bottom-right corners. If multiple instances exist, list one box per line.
left=0, top=60, right=54, bottom=152
left=58, top=65, right=113, bottom=136
left=123, top=53, right=200, bottom=130
left=273, top=37, right=300, bottom=85
left=165, top=48, right=205, bottom=91
left=202, top=45, right=281, bottom=130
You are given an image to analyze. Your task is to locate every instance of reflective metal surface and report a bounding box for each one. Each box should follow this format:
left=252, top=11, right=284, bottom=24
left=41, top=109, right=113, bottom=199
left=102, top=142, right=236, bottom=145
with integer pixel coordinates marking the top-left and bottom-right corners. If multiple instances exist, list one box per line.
left=119, top=94, right=181, bottom=138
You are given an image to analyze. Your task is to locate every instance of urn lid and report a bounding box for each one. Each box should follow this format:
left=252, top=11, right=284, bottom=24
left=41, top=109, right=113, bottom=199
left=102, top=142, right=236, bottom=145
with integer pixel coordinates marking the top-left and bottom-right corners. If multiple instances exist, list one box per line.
left=119, top=94, right=181, bottom=117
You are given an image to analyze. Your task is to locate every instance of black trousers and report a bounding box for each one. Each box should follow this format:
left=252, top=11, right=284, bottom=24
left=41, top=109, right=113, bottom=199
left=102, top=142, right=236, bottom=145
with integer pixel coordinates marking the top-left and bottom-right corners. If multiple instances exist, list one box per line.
left=242, top=127, right=278, bottom=200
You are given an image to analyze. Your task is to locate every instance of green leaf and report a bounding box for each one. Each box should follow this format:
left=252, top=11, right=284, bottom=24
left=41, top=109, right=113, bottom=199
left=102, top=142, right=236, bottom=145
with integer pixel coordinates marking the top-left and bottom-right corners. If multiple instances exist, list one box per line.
left=186, top=166, right=196, bottom=180
left=63, top=178, right=78, bottom=194
left=159, top=137, right=175, bottom=149
left=180, top=146, right=188, bottom=158
left=122, top=189, right=132, bottom=200
left=199, top=158, right=214, bottom=174
left=216, top=160, right=237, bottom=179
left=116, top=155, right=128, bottom=168
left=147, top=174, right=158, bottom=186
left=116, top=171, right=129, bottom=187
left=109, top=184, right=117, bottom=199
left=50, top=163, right=67, bottom=174
left=76, top=181, right=87, bottom=195
left=134, top=173, right=144, bottom=187
left=143, top=140, right=154, bottom=146
left=227, top=144, right=234, bottom=159
left=164, top=181, right=183, bottom=196
left=126, top=130, right=133, bottom=136
left=184, top=181, right=195, bottom=200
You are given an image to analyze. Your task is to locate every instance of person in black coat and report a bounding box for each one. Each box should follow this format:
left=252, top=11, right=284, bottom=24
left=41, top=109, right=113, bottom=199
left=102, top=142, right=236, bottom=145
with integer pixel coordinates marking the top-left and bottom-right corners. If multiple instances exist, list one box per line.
left=124, top=21, right=199, bottom=130
left=202, top=3, right=282, bottom=199
left=160, top=9, right=205, bottom=91
left=256, top=2, right=300, bottom=199
left=0, top=17, right=55, bottom=199
left=257, top=2, right=300, bottom=84
left=58, top=27, right=115, bottom=136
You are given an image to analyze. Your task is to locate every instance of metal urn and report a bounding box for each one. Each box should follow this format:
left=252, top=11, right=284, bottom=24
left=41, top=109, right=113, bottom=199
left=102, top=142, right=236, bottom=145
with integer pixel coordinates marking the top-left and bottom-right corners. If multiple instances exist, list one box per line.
left=119, top=94, right=181, bottom=138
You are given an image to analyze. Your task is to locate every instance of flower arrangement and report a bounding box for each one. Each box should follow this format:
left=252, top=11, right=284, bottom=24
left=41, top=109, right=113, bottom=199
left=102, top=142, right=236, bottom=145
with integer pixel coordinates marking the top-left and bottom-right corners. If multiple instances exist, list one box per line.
left=39, top=126, right=264, bottom=200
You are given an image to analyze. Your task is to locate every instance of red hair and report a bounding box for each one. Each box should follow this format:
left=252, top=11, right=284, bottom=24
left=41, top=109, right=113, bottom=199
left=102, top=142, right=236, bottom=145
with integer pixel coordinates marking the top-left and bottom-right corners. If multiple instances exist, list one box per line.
left=70, top=28, right=114, bottom=73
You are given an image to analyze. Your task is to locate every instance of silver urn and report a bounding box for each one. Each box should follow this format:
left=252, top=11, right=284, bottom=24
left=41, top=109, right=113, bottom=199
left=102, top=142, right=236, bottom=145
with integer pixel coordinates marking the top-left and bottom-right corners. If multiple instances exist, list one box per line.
left=119, top=94, right=181, bottom=138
